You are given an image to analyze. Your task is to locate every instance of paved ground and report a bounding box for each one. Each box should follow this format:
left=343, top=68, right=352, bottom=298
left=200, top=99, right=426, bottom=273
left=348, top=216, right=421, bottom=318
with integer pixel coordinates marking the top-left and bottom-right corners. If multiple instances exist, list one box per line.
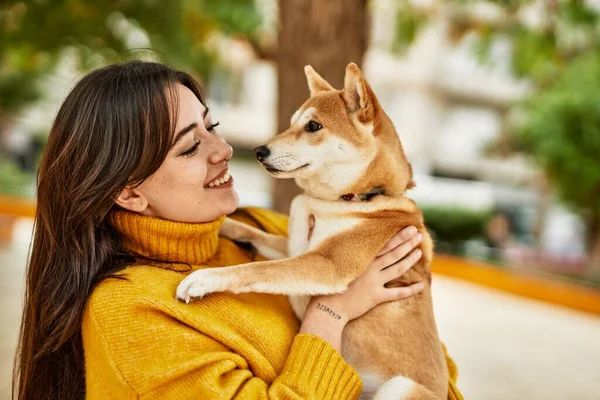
left=433, top=277, right=600, bottom=400
left=2, top=212, right=600, bottom=399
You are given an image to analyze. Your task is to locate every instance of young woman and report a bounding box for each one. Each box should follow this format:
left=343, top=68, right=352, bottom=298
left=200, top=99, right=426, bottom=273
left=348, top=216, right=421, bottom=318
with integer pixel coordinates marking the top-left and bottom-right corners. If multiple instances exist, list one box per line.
left=13, top=61, right=462, bottom=399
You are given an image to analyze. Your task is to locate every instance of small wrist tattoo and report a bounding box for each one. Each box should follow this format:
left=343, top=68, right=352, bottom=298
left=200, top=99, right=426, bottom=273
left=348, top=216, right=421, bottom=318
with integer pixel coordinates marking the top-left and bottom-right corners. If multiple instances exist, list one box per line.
left=315, top=302, right=343, bottom=320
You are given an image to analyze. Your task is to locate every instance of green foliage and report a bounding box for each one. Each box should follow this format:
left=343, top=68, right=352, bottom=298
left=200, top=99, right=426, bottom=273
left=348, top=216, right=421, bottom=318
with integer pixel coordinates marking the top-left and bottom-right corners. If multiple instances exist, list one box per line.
left=516, top=52, right=600, bottom=217
left=472, top=1, right=598, bottom=86
left=0, top=58, right=42, bottom=114
left=0, top=157, right=35, bottom=197
left=202, top=0, right=263, bottom=40
left=392, top=2, right=427, bottom=55
left=509, top=25, right=560, bottom=82
left=394, top=0, right=600, bottom=87
left=422, top=206, right=492, bottom=247
left=0, top=0, right=264, bottom=114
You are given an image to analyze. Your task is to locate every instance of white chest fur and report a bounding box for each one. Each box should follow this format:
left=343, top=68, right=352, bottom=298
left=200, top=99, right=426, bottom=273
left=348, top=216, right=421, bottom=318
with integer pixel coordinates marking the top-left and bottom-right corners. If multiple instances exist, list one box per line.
left=287, top=195, right=363, bottom=319
left=287, top=195, right=363, bottom=256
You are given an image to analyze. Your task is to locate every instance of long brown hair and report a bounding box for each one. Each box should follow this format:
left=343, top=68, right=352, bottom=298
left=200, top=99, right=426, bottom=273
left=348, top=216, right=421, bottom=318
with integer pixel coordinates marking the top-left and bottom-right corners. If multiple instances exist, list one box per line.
left=13, top=61, right=208, bottom=400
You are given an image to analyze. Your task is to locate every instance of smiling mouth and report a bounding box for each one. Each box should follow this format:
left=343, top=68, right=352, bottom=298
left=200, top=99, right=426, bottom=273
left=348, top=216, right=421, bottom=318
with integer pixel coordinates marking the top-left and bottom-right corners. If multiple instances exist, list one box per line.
left=265, top=164, right=310, bottom=174
left=204, top=169, right=232, bottom=188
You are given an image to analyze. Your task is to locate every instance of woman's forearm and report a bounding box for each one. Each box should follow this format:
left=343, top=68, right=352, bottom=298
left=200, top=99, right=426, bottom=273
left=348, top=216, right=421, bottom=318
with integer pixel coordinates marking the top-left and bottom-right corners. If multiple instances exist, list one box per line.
left=299, top=299, right=349, bottom=353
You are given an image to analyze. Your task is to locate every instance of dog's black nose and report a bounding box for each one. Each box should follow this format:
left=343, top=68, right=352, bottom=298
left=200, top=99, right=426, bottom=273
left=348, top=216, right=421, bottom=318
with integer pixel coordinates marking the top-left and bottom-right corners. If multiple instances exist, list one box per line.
left=254, top=145, right=271, bottom=161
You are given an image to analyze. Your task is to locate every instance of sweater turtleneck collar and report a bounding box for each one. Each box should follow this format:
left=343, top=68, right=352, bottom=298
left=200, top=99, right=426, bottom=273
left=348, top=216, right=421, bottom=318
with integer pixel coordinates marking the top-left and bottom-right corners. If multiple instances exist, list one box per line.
left=109, top=210, right=225, bottom=267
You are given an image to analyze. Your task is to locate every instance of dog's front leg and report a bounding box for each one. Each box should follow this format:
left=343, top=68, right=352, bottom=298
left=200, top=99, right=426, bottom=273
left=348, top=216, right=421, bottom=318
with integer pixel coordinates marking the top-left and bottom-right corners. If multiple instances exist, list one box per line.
left=220, top=217, right=288, bottom=260
left=176, top=252, right=360, bottom=303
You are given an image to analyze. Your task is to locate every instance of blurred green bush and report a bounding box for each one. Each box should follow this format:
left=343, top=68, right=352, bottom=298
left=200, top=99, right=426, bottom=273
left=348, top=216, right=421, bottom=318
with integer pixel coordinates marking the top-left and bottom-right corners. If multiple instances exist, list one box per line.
left=422, top=206, right=493, bottom=254
left=0, top=158, right=35, bottom=198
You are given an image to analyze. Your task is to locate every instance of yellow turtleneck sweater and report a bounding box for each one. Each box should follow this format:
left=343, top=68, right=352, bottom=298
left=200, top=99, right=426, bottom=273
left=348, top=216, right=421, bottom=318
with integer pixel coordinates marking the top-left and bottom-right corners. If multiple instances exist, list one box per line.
left=82, top=207, right=463, bottom=399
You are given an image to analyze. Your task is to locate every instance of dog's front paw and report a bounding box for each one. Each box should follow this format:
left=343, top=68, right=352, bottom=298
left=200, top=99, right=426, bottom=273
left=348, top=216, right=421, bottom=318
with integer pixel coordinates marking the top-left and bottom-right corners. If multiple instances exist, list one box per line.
left=176, top=269, right=231, bottom=303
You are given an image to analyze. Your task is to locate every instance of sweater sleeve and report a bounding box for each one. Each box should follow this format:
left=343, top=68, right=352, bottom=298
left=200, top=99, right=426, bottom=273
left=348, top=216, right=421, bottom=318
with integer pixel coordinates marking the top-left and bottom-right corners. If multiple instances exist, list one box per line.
left=140, top=333, right=362, bottom=399
left=83, top=289, right=362, bottom=400
left=442, top=344, right=464, bottom=400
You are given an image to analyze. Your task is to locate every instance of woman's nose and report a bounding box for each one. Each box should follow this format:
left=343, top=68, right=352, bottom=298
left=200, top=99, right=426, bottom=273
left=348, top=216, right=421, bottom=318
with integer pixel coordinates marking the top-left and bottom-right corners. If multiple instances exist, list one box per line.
left=208, top=139, right=233, bottom=164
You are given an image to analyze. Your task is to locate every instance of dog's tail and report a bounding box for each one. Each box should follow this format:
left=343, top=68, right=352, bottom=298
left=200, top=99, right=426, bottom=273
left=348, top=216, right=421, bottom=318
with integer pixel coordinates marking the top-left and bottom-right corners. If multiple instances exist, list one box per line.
left=373, top=376, right=441, bottom=400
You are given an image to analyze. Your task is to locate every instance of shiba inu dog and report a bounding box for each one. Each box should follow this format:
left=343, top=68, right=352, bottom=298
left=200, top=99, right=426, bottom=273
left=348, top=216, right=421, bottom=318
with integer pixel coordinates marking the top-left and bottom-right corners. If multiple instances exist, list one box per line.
left=176, top=63, right=448, bottom=399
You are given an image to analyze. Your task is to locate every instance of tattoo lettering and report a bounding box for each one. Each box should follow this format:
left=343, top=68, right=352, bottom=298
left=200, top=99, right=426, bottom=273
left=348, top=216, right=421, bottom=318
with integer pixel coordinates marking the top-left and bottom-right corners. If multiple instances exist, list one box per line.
left=315, top=302, right=342, bottom=320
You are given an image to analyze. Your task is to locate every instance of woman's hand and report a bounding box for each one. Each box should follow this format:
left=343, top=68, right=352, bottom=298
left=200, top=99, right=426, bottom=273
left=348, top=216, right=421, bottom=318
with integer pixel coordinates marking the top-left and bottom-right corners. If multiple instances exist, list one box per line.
left=313, top=225, right=424, bottom=322
left=299, top=226, right=425, bottom=351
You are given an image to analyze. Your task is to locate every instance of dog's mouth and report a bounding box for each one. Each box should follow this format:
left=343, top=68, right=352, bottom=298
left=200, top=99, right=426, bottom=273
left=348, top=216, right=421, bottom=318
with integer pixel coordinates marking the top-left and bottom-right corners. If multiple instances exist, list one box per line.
left=264, top=163, right=310, bottom=174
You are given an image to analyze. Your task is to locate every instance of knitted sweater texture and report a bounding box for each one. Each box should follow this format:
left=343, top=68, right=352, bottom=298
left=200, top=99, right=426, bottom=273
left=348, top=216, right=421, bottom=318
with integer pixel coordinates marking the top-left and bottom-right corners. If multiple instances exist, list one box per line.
left=81, top=207, right=463, bottom=399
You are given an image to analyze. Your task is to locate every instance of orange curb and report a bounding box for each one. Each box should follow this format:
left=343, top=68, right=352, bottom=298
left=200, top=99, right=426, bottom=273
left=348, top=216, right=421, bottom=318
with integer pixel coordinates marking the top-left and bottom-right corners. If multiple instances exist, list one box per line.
left=0, top=194, right=35, bottom=217
left=432, top=254, right=600, bottom=316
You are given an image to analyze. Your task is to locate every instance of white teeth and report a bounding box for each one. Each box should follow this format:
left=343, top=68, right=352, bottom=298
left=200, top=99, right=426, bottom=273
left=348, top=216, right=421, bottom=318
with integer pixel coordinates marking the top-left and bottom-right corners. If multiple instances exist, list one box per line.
left=207, top=172, right=231, bottom=188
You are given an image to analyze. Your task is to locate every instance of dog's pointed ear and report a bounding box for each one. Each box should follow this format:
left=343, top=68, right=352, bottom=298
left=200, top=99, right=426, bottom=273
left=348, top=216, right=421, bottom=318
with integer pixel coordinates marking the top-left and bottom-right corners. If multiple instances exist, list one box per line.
left=305, top=65, right=334, bottom=96
left=342, top=63, right=376, bottom=121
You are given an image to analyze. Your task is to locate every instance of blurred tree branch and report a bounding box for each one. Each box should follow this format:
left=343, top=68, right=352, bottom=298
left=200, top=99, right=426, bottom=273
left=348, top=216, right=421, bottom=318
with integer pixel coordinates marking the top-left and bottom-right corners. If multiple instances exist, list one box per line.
left=237, top=34, right=277, bottom=60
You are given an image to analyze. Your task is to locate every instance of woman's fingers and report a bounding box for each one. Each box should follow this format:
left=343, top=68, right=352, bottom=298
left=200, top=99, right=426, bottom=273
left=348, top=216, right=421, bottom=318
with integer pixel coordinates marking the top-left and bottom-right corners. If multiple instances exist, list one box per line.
left=380, top=248, right=422, bottom=283
left=375, top=231, right=423, bottom=269
left=376, top=226, right=418, bottom=257
left=379, top=282, right=425, bottom=302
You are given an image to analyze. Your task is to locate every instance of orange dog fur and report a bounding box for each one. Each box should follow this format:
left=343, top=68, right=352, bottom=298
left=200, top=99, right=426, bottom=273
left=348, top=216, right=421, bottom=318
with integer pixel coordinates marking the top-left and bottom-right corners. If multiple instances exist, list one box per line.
left=177, top=64, right=448, bottom=399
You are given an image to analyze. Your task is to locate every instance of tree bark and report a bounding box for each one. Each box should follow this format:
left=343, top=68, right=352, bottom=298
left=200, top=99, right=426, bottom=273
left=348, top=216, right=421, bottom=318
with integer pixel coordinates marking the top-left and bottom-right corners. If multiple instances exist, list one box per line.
left=273, top=0, right=368, bottom=214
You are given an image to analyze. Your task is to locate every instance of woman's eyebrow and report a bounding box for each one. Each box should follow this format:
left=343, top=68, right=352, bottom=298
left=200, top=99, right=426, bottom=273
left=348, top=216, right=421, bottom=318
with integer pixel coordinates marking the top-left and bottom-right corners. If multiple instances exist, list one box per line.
left=171, top=108, right=210, bottom=146
left=172, top=122, right=198, bottom=146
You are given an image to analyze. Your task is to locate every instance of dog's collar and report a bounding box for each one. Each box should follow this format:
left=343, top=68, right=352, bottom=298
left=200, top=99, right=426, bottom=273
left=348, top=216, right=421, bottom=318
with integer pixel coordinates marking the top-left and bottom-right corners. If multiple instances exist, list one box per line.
left=340, top=186, right=385, bottom=202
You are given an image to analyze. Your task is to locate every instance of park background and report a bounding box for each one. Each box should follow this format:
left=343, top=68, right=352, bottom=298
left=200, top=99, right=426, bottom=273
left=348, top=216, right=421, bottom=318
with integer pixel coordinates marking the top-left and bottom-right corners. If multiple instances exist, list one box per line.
left=1, top=0, right=600, bottom=399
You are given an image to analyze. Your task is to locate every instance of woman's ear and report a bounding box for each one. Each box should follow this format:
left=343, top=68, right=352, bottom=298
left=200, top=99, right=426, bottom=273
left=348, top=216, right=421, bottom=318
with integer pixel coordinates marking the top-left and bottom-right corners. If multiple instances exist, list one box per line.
left=115, top=186, right=149, bottom=213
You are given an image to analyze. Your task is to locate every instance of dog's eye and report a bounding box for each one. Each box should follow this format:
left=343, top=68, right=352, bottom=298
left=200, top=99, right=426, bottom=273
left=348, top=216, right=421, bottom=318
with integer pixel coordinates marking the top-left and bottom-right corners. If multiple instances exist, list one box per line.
left=306, top=120, right=322, bottom=133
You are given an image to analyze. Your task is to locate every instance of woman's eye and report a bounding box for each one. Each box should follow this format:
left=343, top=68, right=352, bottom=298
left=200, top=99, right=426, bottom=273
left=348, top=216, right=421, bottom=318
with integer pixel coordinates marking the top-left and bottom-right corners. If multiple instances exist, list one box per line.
left=180, top=138, right=201, bottom=157
left=306, top=120, right=322, bottom=133
left=207, top=121, right=220, bottom=133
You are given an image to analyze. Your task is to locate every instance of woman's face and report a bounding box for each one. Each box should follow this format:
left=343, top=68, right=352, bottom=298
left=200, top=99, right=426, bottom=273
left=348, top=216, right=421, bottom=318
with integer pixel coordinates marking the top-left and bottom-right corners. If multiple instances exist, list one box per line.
left=117, top=83, right=238, bottom=223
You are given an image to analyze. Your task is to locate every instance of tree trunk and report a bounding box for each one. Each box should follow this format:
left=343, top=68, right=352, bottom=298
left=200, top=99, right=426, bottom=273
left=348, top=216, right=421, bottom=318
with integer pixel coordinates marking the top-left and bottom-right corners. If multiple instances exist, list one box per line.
left=273, top=0, right=368, bottom=214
